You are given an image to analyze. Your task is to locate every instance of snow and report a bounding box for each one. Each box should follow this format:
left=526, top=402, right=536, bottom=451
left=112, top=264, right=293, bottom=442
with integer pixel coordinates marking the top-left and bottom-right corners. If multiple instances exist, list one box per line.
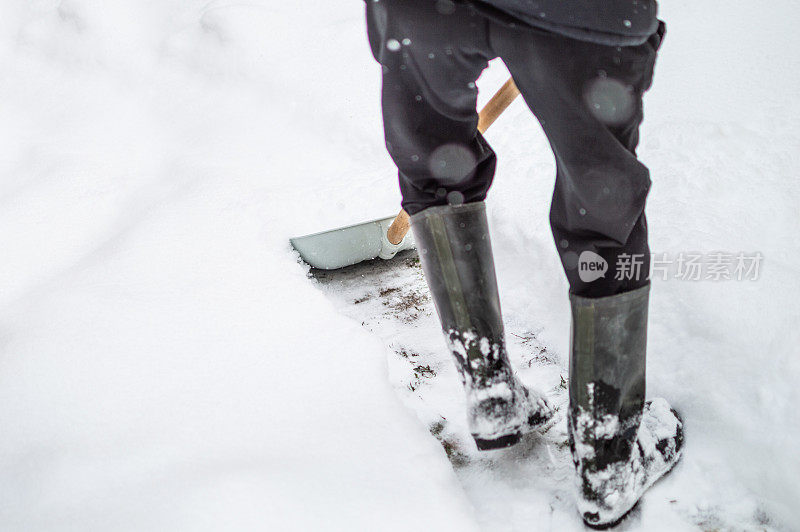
left=1, top=0, right=798, bottom=531
left=0, top=2, right=476, bottom=530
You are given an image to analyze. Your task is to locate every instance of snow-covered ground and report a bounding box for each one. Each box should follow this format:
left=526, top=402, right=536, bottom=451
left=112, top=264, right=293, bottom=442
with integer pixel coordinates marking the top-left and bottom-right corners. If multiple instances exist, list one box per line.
left=1, top=0, right=798, bottom=530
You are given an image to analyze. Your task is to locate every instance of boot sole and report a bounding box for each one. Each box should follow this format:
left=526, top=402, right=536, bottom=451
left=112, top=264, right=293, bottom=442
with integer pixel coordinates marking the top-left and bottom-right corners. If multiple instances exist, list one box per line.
left=473, top=432, right=522, bottom=450
left=472, top=407, right=557, bottom=451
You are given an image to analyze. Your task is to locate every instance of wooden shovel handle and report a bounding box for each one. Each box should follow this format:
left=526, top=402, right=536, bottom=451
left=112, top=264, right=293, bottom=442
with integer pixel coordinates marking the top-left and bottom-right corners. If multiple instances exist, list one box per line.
left=386, top=77, right=520, bottom=244
left=386, top=209, right=412, bottom=245
left=477, top=77, right=520, bottom=135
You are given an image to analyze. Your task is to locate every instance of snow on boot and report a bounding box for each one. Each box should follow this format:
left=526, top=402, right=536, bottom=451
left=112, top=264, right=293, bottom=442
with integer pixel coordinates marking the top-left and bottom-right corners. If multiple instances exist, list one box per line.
left=568, top=285, right=683, bottom=528
left=411, top=202, right=554, bottom=450
left=446, top=328, right=554, bottom=449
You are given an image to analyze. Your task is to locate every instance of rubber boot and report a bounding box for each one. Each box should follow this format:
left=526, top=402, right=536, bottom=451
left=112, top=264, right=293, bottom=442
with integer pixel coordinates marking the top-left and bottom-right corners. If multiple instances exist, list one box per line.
left=568, top=284, right=683, bottom=528
left=410, top=202, right=554, bottom=450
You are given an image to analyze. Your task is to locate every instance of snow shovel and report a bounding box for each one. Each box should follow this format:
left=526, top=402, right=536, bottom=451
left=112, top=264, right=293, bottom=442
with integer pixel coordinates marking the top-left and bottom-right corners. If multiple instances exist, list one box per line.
left=291, top=77, right=521, bottom=270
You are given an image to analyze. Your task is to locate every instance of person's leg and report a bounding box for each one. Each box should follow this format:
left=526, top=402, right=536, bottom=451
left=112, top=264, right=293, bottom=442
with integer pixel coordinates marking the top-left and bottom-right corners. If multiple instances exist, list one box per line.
left=365, top=0, right=554, bottom=449
left=366, top=0, right=496, bottom=215
left=492, top=22, right=666, bottom=298
left=492, top=22, right=681, bottom=527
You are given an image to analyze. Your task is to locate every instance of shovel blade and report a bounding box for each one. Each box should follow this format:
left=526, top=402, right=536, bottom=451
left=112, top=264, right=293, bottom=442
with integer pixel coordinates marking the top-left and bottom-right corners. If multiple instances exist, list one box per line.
left=290, top=215, right=415, bottom=270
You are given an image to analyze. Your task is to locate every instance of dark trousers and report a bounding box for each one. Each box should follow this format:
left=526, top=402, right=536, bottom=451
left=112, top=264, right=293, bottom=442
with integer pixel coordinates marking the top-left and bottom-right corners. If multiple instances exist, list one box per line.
left=366, top=0, right=665, bottom=297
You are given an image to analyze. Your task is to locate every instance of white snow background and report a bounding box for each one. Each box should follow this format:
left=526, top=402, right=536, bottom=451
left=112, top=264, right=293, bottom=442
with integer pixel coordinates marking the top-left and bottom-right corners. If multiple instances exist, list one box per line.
left=1, top=0, right=798, bottom=530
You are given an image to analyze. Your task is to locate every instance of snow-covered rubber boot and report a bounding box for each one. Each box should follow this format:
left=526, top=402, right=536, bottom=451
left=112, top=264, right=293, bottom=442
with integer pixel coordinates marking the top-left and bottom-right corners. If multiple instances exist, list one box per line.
left=410, top=202, right=553, bottom=450
left=568, top=284, right=683, bottom=528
